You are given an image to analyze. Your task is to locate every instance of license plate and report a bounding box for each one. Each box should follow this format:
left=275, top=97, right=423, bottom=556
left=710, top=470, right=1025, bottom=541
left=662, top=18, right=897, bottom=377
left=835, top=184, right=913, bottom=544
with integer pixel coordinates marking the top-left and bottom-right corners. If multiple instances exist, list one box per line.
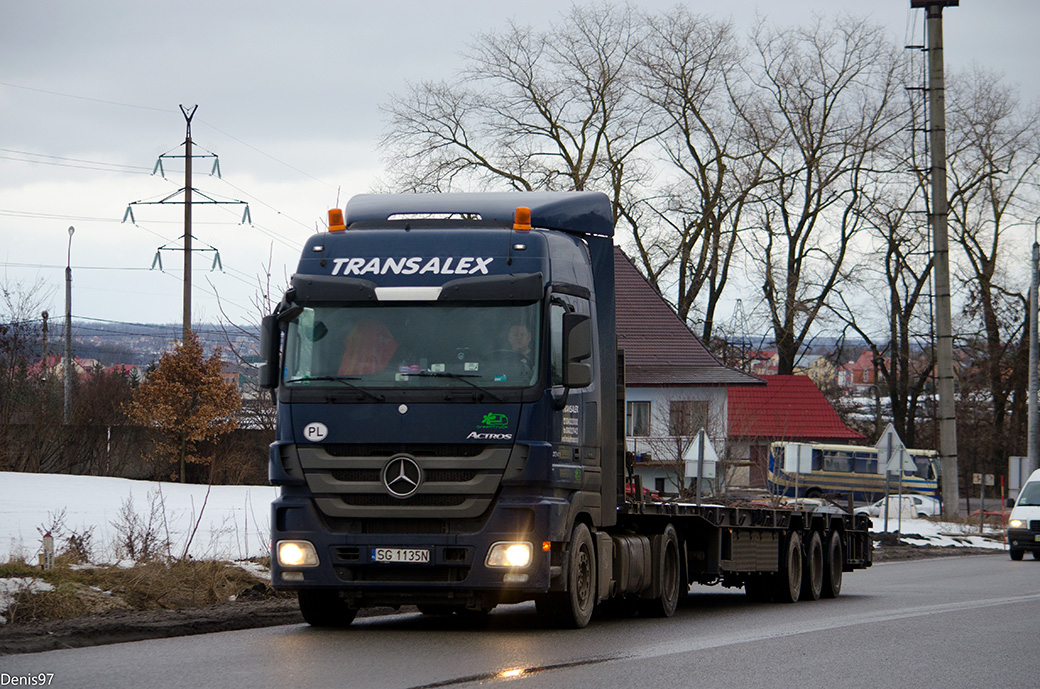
left=1034, top=535, right=1040, bottom=542
left=371, top=547, right=430, bottom=564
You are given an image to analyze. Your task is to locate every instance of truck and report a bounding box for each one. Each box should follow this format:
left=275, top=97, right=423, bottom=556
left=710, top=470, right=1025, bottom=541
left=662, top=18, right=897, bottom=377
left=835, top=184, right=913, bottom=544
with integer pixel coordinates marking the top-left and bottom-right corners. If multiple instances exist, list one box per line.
left=259, top=191, right=872, bottom=628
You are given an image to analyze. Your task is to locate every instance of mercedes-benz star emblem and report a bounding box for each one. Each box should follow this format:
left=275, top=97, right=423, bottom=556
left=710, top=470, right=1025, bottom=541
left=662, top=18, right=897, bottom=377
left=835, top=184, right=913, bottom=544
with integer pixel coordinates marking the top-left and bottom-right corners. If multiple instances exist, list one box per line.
left=382, top=456, right=422, bottom=498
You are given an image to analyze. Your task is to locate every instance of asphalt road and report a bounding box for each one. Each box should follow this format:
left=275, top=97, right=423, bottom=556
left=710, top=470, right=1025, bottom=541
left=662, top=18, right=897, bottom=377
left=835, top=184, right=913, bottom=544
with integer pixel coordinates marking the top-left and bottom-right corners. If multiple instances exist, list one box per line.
left=2, top=553, right=1036, bottom=689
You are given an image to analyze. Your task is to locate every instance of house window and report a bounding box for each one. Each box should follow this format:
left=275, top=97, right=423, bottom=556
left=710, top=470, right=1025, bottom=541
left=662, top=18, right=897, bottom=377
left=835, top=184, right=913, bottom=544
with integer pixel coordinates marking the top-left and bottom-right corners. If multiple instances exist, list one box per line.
left=626, top=401, right=651, bottom=436
left=669, top=400, right=708, bottom=437
left=655, top=478, right=666, bottom=493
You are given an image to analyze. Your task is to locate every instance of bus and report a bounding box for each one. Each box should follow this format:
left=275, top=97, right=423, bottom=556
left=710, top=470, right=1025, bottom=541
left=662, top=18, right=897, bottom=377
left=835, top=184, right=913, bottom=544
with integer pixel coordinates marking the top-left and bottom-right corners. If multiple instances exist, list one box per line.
left=766, top=441, right=940, bottom=503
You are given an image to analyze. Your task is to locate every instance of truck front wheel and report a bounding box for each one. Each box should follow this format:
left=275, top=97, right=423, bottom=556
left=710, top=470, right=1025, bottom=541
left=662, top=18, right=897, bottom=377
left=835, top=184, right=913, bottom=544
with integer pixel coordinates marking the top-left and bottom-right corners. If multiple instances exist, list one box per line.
left=537, top=523, right=596, bottom=629
left=298, top=590, right=358, bottom=627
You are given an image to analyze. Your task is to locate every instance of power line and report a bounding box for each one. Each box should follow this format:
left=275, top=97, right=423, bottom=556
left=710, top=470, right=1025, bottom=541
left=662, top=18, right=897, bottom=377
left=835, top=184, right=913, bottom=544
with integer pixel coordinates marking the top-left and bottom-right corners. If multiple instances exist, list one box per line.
left=0, top=81, right=172, bottom=113
left=0, top=148, right=153, bottom=174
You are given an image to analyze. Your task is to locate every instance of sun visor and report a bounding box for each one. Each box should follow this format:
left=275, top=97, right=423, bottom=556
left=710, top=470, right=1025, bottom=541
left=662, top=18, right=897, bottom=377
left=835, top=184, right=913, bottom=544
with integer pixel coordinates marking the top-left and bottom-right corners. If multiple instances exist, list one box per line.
left=290, top=274, right=378, bottom=303
left=438, top=272, right=543, bottom=301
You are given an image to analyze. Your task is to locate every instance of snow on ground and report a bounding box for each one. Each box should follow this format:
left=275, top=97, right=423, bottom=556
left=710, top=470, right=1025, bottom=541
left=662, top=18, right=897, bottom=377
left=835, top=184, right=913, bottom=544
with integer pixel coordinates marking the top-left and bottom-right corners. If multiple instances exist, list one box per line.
left=0, top=578, right=54, bottom=624
left=0, top=472, right=1009, bottom=566
left=868, top=515, right=1006, bottom=550
left=0, top=472, right=278, bottom=564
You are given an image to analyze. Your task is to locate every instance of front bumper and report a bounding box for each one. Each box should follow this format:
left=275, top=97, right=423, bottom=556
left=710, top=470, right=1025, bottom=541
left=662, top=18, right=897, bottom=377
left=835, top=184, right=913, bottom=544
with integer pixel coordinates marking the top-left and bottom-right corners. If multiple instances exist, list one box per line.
left=1007, top=528, right=1040, bottom=552
left=270, top=492, right=568, bottom=608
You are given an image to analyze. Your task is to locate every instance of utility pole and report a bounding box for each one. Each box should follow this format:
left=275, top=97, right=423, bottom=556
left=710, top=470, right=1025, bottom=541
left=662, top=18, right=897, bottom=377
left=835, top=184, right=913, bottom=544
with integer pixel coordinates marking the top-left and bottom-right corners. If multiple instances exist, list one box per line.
left=64, top=225, right=74, bottom=425
left=1029, top=223, right=1039, bottom=476
left=912, top=0, right=960, bottom=516
left=124, top=106, right=249, bottom=343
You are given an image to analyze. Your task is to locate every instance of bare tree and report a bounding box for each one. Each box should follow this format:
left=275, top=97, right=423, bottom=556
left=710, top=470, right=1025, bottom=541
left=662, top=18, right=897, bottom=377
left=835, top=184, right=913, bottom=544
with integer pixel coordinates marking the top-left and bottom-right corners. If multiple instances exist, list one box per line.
left=380, top=3, right=660, bottom=239
left=633, top=8, right=763, bottom=341
left=0, top=277, right=52, bottom=471
left=944, top=68, right=1040, bottom=477
left=829, top=76, right=937, bottom=448
left=211, top=246, right=285, bottom=433
left=741, top=16, right=905, bottom=374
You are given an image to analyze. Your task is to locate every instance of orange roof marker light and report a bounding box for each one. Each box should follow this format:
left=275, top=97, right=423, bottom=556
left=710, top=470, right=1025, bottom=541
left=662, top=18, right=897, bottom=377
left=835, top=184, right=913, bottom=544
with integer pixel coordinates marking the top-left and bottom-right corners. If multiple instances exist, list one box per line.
left=328, top=208, right=346, bottom=232
left=513, top=206, right=532, bottom=231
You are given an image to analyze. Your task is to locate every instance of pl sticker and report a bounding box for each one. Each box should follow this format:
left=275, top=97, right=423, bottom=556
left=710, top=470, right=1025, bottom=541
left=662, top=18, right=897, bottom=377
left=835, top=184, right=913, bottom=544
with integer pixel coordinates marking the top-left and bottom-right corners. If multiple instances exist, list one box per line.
left=304, top=422, right=328, bottom=442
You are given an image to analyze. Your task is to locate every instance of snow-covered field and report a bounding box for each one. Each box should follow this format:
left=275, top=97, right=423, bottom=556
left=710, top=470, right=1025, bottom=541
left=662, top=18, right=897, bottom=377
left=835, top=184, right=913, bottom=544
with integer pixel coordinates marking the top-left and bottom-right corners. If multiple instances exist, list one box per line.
left=0, top=472, right=1008, bottom=566
left=868, top=515, right=1006, bottom=550
left=0, top=472, right=278, bottom=564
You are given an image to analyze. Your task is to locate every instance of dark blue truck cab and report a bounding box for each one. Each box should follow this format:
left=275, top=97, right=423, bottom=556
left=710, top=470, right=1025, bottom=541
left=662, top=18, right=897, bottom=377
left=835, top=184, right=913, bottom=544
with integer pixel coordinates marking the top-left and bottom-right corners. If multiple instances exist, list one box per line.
left=261, top=192, right=871, bottom=628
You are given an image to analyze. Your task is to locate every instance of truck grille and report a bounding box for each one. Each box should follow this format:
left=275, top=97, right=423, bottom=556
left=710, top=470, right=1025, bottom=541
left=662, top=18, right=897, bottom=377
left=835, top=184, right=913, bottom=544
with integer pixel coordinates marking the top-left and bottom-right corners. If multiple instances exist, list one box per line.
left=324, top=444, right=484, bottom=458
left=298, top=444, right=515, bottom=520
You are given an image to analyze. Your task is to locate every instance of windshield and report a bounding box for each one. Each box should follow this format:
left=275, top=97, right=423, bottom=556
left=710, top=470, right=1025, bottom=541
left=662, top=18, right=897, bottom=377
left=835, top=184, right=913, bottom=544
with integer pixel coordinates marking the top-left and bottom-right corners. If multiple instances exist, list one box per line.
left=1017, top=481, right=1040, bottom=507
left=283, top=302, right=541, bottom=390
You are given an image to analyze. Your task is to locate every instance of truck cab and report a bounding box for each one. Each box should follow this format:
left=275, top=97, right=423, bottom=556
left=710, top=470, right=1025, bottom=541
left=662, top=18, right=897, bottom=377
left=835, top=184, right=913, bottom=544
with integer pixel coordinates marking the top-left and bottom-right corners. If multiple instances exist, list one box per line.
left=260, top=192, right=617, bottom=625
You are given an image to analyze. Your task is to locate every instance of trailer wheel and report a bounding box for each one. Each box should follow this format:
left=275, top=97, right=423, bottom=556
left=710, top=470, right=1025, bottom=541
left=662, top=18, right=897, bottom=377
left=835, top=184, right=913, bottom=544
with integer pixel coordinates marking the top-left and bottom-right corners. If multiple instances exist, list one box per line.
left=801, top=531, right=823, bottom=601
left=537, top=523, right=596, bottom=629
left=640, top=524, right=681, bottom=618
left=298, top=590, right=358, bottom=627
left=773, top=531, right=802, bottom=603
left=821, top=530, right=844, bottom=598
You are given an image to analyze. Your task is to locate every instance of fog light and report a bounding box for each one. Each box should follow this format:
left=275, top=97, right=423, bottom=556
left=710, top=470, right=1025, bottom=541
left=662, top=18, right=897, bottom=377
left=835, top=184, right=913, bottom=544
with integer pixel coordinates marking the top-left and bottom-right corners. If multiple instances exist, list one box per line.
left=486, top=542, right=532, bottom=568
left=277, top=540, right=319, bottom=567
left=282, top=571, right=304, bottom=582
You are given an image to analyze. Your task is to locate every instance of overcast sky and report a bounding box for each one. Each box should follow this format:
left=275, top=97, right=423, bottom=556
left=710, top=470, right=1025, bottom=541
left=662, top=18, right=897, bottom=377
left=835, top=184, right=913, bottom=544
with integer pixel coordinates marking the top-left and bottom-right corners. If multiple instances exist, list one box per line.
left=2, top=0, right=1037, bottom=332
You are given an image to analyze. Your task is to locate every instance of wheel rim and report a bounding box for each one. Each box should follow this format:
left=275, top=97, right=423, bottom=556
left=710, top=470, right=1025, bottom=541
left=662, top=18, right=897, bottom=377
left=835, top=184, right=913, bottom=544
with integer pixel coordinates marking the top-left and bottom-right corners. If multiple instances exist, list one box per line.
left=575, top=544, right=593, bottom=609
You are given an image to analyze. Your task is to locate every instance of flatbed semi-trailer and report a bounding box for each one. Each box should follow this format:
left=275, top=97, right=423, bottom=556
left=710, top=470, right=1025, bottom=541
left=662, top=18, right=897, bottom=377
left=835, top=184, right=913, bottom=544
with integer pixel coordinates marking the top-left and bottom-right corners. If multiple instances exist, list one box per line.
left=259, top=191, right=871, bottom=628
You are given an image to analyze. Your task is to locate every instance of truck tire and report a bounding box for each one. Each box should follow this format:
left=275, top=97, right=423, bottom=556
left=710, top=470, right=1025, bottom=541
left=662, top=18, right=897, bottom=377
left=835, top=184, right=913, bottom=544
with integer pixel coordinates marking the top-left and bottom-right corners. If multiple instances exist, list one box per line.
left=640, top=524, right=681, bottom=618
left=773, top=531, right=802, bottom=604
left=298, top=590, right=358, bottom=627
left=821, top=530, right=843, bottom=598
left=1009, top=548, right=1023, bottom=561
left=801, top=531, right=823, bottom=601
left=537, top=523, right=596, bottom=629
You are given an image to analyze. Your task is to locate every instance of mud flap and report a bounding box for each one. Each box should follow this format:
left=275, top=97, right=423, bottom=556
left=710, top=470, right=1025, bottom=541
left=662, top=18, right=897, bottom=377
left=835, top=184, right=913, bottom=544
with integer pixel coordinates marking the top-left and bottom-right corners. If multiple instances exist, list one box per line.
left=595, top=530, right=613, bottom=601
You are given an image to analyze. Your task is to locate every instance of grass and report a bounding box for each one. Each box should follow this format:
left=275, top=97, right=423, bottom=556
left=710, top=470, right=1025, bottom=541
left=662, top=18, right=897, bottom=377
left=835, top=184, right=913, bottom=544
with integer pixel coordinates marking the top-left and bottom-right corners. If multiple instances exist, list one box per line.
left=1, top=555, right=280, bottom=625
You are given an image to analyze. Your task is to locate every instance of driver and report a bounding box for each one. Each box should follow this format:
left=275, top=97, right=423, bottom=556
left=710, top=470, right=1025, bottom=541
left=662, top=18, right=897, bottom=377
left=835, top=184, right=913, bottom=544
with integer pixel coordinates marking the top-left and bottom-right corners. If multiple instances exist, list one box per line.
left=507, top=324, right=532, bottom=363
left=338, top=320, right=399, bottom=375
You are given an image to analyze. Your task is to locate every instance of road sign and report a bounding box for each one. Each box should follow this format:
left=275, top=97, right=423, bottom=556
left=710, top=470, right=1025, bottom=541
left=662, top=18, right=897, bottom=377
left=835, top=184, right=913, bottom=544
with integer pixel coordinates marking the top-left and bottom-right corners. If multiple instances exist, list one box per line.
left=782, top=442, right=812, bottom=474
left=683, top=430, right=718, bottom=478
left=875, top=423, right=916, bottom=473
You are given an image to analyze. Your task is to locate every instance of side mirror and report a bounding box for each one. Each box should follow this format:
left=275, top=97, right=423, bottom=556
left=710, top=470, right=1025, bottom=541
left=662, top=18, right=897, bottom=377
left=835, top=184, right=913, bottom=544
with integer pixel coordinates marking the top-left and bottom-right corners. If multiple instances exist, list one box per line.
left=258, top=314, right=280, bottom=390
left=562, top=312, right=592, bottom=388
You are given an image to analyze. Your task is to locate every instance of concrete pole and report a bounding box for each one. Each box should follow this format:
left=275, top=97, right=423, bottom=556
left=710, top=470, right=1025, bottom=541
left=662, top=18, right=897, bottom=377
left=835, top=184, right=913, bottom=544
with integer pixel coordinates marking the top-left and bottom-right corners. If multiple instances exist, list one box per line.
left=64, top=226, right=74, bottom=425
left=915, top=0, right=960, bottom=517
left=1028, top=233, right=1039, bottom=476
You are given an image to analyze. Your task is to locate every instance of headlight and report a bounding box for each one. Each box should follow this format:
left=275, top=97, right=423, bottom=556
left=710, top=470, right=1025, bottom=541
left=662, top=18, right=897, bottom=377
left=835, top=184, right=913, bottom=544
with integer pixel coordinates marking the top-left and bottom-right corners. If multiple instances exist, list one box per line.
left=277, top=540, right=319, bottom=567
left=486, top=542, right=533, bottom=568
left=1009, top=519, right=1025, bottom=529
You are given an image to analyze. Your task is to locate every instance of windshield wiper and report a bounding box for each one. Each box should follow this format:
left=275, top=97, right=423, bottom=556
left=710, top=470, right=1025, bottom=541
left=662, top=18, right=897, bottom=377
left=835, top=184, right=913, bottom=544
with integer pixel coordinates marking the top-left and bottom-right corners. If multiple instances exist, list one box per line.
left=409, top=371, right=504, bottom=403
left=284, top=376, right=386, bottom=402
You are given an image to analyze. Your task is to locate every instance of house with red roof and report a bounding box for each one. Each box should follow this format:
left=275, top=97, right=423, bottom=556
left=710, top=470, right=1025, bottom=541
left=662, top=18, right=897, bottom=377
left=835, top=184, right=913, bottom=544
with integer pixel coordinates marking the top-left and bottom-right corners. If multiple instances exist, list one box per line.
left=728, top=375, right=865, bottom=488
left=615, top=249, right=762, bottom=495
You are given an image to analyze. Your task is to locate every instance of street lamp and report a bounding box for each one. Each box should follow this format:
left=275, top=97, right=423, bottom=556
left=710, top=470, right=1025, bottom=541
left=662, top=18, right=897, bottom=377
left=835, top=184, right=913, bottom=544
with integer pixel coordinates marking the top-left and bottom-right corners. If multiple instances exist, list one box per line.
left=64, top=225, right=74, bottom=425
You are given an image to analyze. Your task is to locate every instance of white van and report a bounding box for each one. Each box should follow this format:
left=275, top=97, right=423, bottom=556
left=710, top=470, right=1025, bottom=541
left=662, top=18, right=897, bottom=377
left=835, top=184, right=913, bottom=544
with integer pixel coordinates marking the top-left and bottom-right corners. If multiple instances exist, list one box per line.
left=1008, top=468, right=1040, bottom=561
